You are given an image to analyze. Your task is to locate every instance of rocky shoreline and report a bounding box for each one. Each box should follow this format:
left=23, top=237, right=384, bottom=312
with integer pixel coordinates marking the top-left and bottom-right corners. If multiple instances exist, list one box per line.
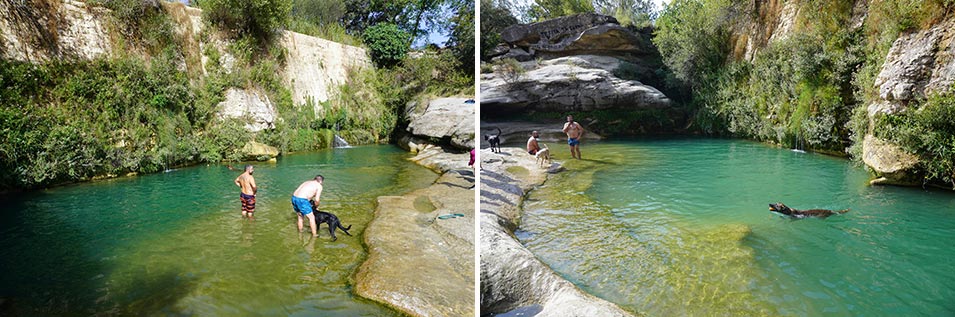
left=479, top=147, right=635, bottom=317
left=354, top=97, right=476, bottom=316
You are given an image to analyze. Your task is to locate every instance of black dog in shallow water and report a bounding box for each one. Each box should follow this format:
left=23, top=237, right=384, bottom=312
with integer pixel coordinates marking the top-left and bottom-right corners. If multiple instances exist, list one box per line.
left=314, top=210, right=353, bottom=241
left=769, top=202, right=849, bottom=219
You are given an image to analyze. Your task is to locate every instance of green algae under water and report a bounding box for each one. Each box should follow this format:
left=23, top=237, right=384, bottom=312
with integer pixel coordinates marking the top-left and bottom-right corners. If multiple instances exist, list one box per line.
left=518, top=139, right=955, bottom=316
left=0, top=145, right=437, bottom=316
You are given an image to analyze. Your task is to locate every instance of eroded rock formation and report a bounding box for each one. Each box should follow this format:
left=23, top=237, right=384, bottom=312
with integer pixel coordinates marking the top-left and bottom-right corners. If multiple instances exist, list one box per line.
left=480, top=148, right=634, bottom=317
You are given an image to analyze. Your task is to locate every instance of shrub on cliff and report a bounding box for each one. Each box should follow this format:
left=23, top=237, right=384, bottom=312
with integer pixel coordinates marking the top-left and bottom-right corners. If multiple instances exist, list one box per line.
left=362, top=23, right=411, bottom=68
left=200, top=0, right=292, bottom=44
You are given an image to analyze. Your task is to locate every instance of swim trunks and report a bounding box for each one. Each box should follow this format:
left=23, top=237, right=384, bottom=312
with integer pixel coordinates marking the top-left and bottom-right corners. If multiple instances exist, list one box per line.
left=567, top=138, right=580, bottom=146
left=240, top=193, right=255, bottom=214
left=291, top=196, right=313, bottom=216
left=528, top=149, right=538, bottom=155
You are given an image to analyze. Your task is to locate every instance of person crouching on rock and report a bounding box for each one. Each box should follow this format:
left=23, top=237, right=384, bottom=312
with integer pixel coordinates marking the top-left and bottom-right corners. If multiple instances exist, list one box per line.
left=527, top=130, right=541, bottom=155
left=291, top=175, right=324, bottom=237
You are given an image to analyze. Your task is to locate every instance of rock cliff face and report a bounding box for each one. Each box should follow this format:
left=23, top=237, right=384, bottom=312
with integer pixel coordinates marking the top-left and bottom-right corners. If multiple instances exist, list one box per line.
left=720, top=0, right=955, bottom=186
left=726, top=0, right=866, bottom=62
left=0, top=0, right=370, bottom=134
left=0, top=0, right=112, bottom=62
left=403, top=98, right=476, bottom=150
left=862, top=15, right=955, bottom=184
left=498, top=13, right=653, bottom=59
left=482, top=13, right=675, bottom=134
left=482, top=55, right=670, bottom=116
left=400, top=97, right=476, bottom=152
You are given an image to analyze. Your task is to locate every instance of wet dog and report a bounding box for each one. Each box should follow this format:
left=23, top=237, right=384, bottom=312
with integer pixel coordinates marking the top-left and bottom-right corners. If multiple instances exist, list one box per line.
left=535, top=144, right=550, bottom=167
left=484, top=127, right=502, bottom=153
left=769, top=202, right=849, bottom=219
left=314, top=210, right=353, bottom=241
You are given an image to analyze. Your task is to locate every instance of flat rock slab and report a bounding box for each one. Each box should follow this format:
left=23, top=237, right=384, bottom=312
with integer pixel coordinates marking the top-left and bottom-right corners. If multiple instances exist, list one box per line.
left=356, top=157, right=475, bottom=316
left=406, top=97, right=476, bottom=150
left=479, top=148, right=635, bottom=316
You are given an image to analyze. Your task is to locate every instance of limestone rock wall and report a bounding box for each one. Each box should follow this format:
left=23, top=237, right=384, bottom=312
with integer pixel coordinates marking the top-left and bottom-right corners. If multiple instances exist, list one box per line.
left=481, top=55, right=670, bottom=116
left=0, top=0, right=370, bottom=133
left=862, top=15, right=955, bottom=184
left=401, top=97, right=476, bottom=152
left=482, top=13, right=676, bottom=134
left=280, top=32, right=371, bottom=116
left=0, top=0, right=113, bottom=62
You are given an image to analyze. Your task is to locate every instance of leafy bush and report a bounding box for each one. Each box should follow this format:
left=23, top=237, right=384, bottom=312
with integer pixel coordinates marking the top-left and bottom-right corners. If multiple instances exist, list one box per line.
left=362, top=23, right=410, bottom=68
left=875, top=93, right=955, bottom=187
left=200, top=0, right=292, bottom=44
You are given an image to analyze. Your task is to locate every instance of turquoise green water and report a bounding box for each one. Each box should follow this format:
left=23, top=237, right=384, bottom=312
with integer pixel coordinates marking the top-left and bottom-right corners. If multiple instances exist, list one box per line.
left=519, top=139, right=955, bottom=316
left=0, top=145, right=437, bottom=316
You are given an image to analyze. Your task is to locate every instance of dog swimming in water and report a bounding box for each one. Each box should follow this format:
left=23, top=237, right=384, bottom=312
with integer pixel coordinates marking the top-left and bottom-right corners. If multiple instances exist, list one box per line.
left=769, top=202, right=849, bottom=219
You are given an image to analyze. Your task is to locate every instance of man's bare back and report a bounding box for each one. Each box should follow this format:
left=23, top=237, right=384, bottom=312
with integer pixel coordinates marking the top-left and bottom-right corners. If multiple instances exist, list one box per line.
left=235, top=167, right=256, bottom=195
left=293, top=180, right=323, bottom=203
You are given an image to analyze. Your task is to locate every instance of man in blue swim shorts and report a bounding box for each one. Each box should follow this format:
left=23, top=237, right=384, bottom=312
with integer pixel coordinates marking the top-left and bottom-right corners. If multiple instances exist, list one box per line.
left=292, top=175, right=324, bottom=237
left=562, top=115, right=585, bottom=159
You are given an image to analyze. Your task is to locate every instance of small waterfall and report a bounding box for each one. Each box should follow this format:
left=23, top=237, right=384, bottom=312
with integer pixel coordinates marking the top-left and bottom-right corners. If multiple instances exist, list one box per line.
left=332, top=122, right=351, bottom=148
left=792, top=133, right=806, bottom=153
left=333, top=135, right=351, bottom=148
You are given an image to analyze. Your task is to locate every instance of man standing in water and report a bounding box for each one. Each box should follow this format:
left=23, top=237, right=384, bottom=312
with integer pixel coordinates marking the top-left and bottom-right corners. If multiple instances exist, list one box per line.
left=527, top=130, right=541, bottom=155
left=291, top=175, right=324, bottom=237
left=234, top=165, right=257, bottom=219
left=562, top=115, right=585, bottom=159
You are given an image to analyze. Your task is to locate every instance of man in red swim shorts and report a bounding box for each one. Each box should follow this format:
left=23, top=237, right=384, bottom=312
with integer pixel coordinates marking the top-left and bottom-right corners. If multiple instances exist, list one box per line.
left=234, top=165, right=257, bottom=219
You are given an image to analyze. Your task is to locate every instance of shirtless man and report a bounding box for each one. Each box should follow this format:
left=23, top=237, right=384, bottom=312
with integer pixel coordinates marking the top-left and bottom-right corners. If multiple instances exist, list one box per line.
left=234, top=165, right=257, bottom=219
left=562, top=115, right=585, bottom=159
left=527, top=131, right=541, bottom=155
left=291, top=175, right=324, bottom=237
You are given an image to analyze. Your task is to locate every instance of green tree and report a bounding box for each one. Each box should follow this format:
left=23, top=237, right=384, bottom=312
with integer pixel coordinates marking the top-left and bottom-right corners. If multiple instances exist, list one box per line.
left=342, top=0, right=415, bottom=34
left=290, top=0, right=345, bottom=26
left=593, top=0, right=654, bottom=26
left=200, top=0, right=292, bottom=43
left=480, top=0, right=519, bottom=61
left=529, top=0, right=594, bottom=21
left=652, top=0, right=730, bottom=87
left=362, top=23, right=411, bottom=68
left=447, top=0, right=476, bottom=73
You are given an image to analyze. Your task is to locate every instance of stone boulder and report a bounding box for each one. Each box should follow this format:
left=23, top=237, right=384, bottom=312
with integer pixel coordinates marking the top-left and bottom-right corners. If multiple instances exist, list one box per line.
left=499, top=13, right=651, bottom=59
left=481, top=55, right=670, bottom=116
left=217, top=88, right=277, bottom=132
left=862, top=135, right=920, bottom=186
left=405, top=97, right=476, bottom=150
left=240, top=141, right=279, bottom=161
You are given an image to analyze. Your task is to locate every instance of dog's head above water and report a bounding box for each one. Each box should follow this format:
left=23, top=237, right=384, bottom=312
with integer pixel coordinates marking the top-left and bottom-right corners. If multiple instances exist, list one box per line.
left=768, top=202, right=793, bottom=215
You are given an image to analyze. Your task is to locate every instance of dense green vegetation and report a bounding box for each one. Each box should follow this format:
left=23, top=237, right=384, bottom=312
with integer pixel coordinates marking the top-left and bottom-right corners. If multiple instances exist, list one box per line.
left=0, top=0, right=473, bottom=190
left=362, top=23, right=412, bottom=68
left=652, top=0, right=955, bottom=185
